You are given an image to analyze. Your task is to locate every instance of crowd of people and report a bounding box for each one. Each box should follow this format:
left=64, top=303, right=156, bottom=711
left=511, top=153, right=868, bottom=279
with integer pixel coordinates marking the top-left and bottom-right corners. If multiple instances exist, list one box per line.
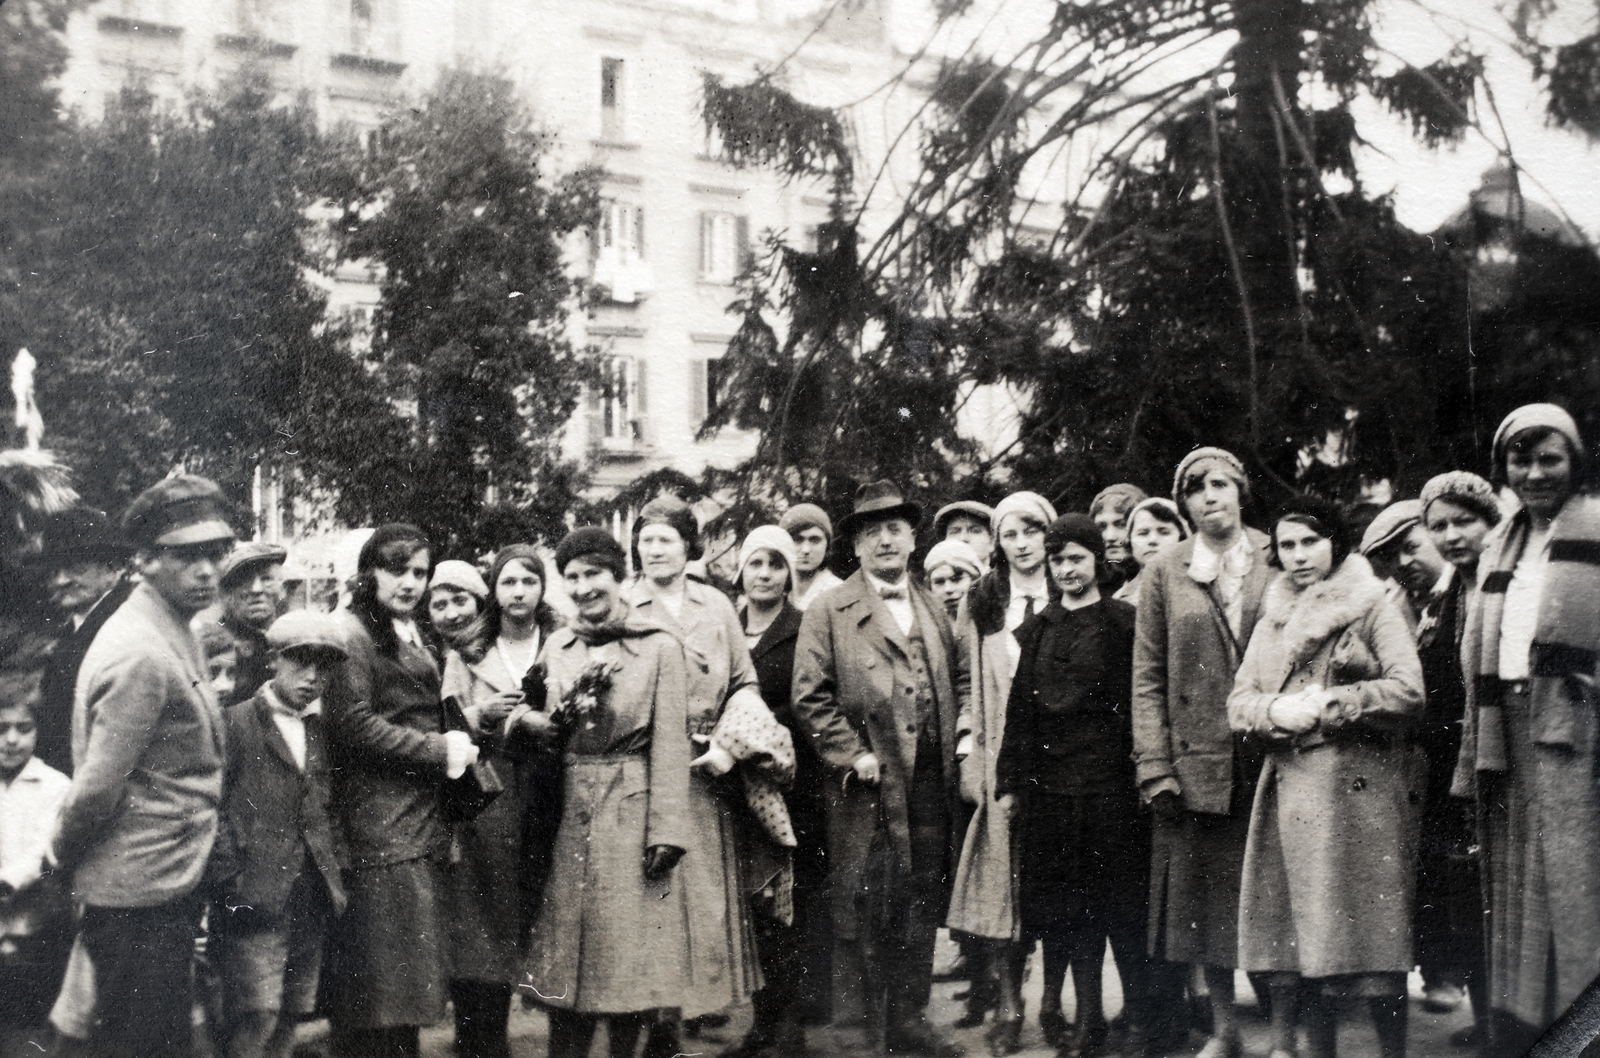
left=0, top=400, right=1595, bottom=1058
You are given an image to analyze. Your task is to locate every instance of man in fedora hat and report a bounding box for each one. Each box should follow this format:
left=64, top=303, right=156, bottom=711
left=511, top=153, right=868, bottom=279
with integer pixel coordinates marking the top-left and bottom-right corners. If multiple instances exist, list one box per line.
left=793, top=480, right=969, bottom=1056
left=53, top=474, right=236, bottom=1058
left=34, top=507, right=135, bottom=774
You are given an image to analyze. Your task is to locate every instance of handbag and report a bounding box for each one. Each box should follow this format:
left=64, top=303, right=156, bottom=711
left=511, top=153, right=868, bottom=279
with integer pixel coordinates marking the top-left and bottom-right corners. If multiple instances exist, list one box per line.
left=439, top=695, right=505, bottom=824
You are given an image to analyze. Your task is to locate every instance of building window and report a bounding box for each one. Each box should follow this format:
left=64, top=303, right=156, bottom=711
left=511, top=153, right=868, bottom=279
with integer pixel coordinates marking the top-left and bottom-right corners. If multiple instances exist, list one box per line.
left=700, top=211, right=749, bottom=284
left=596, top=357, right=646, bottom=442
left=594, top=201, right=652, bottom=303
left=602, top=200, right=644, bottom=261
left=600, top=57, right=625, bottom=139
left=691, top=357, right=730, bottom=425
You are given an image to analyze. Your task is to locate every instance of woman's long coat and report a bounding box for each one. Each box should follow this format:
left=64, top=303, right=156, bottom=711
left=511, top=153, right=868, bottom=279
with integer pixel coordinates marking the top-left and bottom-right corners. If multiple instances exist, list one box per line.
left=323, top=616, right=451, bottom=1029
left=439, top=617, right=559, bottom=986
left=1227, top=557, right=1425, bottom=979
left=628, top=579, right=792, bottom=1017
left=523, top=623, right=693, bottom=1014
left=945, top=615, right=1021, bottom=941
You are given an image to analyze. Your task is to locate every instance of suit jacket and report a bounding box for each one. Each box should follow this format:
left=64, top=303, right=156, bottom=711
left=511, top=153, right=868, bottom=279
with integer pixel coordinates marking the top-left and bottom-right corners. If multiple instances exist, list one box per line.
left=54, top=581, right=226, bottom=907
left=325, top=613, right=449, bottom=869
left=1131, top=529, right=1272, bottom=815
left=36, top=576, right=134, bottom=775
left=213, top=689, right=348, bottom=923
left=791, top=571, right=970, bottom=937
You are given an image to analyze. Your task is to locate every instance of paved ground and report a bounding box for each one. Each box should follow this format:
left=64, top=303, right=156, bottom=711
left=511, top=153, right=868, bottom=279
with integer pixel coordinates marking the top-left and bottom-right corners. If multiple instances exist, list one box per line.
left=298, top=932, right=1482, bottom=1058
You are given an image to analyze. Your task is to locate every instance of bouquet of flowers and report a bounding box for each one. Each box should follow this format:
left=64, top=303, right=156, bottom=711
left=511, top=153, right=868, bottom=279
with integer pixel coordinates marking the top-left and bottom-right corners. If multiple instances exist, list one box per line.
left=551, top=659, right=620, bottom=737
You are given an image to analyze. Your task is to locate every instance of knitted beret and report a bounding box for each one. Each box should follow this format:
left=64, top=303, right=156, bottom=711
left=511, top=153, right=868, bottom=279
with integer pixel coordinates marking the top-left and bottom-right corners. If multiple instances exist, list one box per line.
left=1419, top=471, right=1502, bottom=528
left=923, top=538, right=983, bottom=580
left=554, top=527, right=627, bottom=580
left=1172, top=447, right=1250, bottom=506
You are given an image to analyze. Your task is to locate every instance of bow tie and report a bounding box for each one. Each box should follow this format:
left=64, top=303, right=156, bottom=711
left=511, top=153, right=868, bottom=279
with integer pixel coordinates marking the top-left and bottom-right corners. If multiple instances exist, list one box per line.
left=877, top=585, right=908, bottom=601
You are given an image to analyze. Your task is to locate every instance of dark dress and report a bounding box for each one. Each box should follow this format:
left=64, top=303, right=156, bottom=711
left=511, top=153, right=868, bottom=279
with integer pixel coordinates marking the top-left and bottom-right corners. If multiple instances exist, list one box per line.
left=744, top=600, right=831, bottom=1022
left=323, top=616, right=451, bottom=1031
left=996, top=598, right=1147, bottom=943
left=1414, top=568, right=1483, bottom=988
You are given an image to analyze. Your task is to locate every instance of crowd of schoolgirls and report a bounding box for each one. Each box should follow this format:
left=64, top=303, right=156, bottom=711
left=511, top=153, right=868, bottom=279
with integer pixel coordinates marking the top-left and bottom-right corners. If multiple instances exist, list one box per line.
left=0, top=400, right=1594, bottom=1058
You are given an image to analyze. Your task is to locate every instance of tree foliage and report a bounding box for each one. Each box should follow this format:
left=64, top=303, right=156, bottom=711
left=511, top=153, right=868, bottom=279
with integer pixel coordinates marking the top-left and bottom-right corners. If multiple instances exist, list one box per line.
left=700, top=0, right=1600, bottom=516
left=327, top=70, right=601, bottom=554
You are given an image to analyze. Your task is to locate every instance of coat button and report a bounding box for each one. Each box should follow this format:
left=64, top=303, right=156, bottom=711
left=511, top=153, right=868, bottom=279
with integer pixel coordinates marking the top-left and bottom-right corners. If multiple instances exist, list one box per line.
left=868, top=712, right=878, bottom=722
left=906, top=724, right=916, bottom=734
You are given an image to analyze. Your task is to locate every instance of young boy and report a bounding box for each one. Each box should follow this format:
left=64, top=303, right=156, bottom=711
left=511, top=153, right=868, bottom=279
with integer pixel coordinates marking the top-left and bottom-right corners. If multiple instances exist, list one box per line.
left=0, top=672, right=73, bottom=1058
left=210, top=611, right=349, bottom=1058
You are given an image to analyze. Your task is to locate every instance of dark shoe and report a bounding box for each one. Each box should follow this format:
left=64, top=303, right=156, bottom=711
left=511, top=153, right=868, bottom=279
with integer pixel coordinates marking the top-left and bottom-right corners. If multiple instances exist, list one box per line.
left=1039, top=1009, right=1070, bottom=1050
left=1068, top=1017, right=1108, bottom=1058
left=953, top=1010, right=986, bottom=1030
left=721, top=1031, right=776, bottom=1058
left=934, top=956, right=971, bottom=983
left=886, top=1022, right=963, bottom=1057
left=986, top=1015, right=1023, bottom=1057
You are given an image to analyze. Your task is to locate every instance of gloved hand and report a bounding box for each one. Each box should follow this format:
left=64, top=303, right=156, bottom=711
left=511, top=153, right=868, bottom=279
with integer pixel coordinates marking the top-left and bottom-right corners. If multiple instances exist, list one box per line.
left=1150, top=789, right=1183, bottom=823
left=443, top=730, right=480, bottom=779
left=689, top=734, right=735, bottom=776
left=852, top=752, right=881, bottom=785
left=1268, top=688, right=1323, bottom=734
left=644, top=844, right=685, bottom=880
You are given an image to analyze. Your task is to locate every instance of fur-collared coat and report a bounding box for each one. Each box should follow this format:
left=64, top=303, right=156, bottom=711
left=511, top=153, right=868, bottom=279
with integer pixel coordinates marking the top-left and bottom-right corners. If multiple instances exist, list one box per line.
left=1228, top=556, right=1425, bottom=978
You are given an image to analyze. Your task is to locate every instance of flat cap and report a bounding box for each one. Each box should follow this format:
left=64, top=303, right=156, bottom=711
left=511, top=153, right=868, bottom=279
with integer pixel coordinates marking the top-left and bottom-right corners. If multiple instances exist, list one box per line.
left=1359, top=499, right=1423, bottom=557
left=219, top=541, right=288, bottom=589
left=122, top=475, right=235, bottom=549
left=265, top=610, right=349, bottom=660
left=933, top=501, right=995, bottom=537
left=779, top=503, right=834, bottom=541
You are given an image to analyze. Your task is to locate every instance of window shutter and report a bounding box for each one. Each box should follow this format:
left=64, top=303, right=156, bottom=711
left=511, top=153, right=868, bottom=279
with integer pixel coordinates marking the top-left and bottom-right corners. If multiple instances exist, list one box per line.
left=633, top=358, right=648, bottom=413
left=585, top=376, right=603, bottom=444
left=699, top=212, right=713, bottom=277
left=736, top=215, right=751, bottom=271
left=633, top=206, right=645, bottom=259
left=690, top=359, right=707, bottom=425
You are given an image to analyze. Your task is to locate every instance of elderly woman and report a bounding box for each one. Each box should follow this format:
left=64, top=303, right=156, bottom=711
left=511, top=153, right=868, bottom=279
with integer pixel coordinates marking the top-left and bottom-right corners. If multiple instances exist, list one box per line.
left=1089, top=483, right=1148, bottom=591
left=324, top=525, right=480, bottom=1058
left=1228, top=497, right=1424, bottom=1058
left=726, top=526, right=825, bottom=1058
left=1414, top=473, right=1501, bottom=1039
left=1113, top=498, right=1190, bottom=607
left=1131, top=448, right=1273, bottom=1058
left=627, top=497, right=794, bottom=1057
left=949, top=491, right=1056, bottom=1054
left=1455, top=404, right=1600, bottom=1050
left=522, top=528, right=692, bottom=1058
left=438, top=546, right=561, bottom=1058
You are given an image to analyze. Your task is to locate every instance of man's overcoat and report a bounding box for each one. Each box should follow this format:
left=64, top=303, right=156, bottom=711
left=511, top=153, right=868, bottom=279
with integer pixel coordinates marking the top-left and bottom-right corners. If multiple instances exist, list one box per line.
left=791, top=572, right=970, bottom=939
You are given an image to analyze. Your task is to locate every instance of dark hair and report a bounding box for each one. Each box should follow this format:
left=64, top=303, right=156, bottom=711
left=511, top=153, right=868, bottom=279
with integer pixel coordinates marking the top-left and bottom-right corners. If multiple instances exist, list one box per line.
left=461, top=545, right=558, bottom=664
left=1269, top=495, right=1351, bottom=570
left=1500, top=425, right=1582, bottom=486
left=630, top=496, right=703, bottom=571
left=0, top=669, right=42, bottom=720
left=1130, top=502, right=1188, bottom=538
left=348, top=524, right=431, bottom=656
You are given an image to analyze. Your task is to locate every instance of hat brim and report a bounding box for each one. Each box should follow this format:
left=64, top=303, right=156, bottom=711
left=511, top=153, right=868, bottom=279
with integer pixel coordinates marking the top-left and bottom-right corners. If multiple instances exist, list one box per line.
left=152, top=520, right=237, bottom=548
left=837, top=501, right=923, bottom=544
left=1360, top=522, right=1417, bottom=557
left=221, top=554, right=288, bottom=589
left=275, top=642, right=349, bottom=661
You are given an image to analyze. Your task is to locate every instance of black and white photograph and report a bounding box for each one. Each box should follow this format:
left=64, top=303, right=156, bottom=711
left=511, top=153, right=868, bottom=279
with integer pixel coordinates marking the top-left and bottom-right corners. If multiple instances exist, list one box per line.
left=1, top=0, right=1598, bottom=1056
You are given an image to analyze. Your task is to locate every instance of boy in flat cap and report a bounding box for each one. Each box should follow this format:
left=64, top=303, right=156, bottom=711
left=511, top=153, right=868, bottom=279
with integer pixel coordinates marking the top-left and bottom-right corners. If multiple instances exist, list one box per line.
left=211, top=611, right=350, bottom=1058
left=52, top=474, right=236, bottom=1058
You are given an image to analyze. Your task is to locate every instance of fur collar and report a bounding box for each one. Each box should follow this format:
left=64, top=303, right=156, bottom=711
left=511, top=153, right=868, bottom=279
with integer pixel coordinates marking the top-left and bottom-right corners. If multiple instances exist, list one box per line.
left=1261, top=554, right=1386, bottom=669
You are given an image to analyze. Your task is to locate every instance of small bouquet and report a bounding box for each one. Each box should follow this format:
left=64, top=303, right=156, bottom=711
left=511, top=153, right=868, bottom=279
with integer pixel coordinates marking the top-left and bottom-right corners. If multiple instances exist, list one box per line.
left=551, top=659, right=621, bottom=737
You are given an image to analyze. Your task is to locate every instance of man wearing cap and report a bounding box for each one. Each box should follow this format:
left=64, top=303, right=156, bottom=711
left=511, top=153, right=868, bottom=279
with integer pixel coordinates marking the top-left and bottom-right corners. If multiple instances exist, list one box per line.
left=1359, top=499, right=1447, bottom=637
left=200, top=541, right=290, bottom=708
left=34, top=507, right=135, bottom=774
left=211, top=611, right=349, bottom=1058
left=933, top=501, right=995, bottom=571
left=780, top=503, right=844, bottom=612
left=52, top=475, right=235, bottom=1058
left=792, top=481, right=969, bottom=1056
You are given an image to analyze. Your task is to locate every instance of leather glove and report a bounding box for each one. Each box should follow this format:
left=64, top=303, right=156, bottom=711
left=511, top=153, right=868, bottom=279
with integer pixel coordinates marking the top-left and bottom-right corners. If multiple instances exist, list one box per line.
left=644, top=844, right=685, bottom=881
left=1150, top=789, right=1183, bottom=823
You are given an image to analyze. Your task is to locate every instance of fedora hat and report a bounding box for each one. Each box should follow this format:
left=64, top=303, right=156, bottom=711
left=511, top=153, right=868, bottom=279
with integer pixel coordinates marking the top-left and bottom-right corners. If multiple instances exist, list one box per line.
left=836, top=480, right=922, bottom=544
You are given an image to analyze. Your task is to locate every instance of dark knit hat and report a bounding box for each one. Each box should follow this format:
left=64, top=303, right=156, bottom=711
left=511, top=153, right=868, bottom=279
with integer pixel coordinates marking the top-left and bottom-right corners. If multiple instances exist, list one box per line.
left=1044, top=513, right=1105, bottom=563
left=122, top=475, right=235, bottom=550
left=555, top=527, right=627, bottom=580
left=1419, top=471, right=1502, bottom=528
left=491, top=544, right=546, bottom=591
left=358, top=523, right=430, bottom=572
left=633, top=495, right=703, bottom=562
